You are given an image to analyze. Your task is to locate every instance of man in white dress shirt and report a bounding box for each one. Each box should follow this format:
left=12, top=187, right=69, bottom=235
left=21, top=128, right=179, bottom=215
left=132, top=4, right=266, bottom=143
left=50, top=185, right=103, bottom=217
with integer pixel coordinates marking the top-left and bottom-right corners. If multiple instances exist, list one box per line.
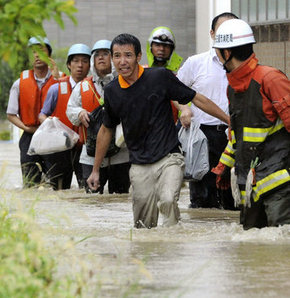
left=177, top=12, right=238, bottom=210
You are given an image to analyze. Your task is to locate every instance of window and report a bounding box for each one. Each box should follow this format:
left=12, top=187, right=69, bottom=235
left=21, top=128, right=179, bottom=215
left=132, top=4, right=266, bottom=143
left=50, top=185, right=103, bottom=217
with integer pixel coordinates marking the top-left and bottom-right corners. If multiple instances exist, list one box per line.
left=231, top=0, right=289, bottom=23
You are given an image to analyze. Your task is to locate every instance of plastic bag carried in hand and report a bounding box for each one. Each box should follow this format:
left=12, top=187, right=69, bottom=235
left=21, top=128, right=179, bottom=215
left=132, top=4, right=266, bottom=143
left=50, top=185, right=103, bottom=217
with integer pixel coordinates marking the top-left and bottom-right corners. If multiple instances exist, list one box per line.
left=178, top=117, right=209, bottom=181
left=28, top=117, right=79, bottom=155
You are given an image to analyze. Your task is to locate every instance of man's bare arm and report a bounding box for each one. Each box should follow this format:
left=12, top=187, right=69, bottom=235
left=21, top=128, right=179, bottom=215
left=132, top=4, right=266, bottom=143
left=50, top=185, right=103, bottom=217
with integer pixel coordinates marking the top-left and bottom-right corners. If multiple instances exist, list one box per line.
left=192, top=93, right=230, bottom=125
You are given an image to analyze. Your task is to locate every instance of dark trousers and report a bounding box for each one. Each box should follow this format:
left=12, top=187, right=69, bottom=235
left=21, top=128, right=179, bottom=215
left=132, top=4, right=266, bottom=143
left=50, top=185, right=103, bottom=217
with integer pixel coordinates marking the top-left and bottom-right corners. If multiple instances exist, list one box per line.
left=42, top=146, right=82, bottom=190
left=19, top=131, right=44, bottom=188
left=72, top=145, right=83, bottom=188
left=241, top=183, right=290, bottom=230
left=189, top=124, right=235, bottom=209
left=82, top=162, right=131, bottom=194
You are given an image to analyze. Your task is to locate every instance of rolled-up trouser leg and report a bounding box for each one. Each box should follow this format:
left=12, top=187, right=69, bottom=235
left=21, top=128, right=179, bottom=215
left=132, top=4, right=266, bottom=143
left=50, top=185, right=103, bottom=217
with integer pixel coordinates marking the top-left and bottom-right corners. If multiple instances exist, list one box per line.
left=156, top=153, right=184, bottom=227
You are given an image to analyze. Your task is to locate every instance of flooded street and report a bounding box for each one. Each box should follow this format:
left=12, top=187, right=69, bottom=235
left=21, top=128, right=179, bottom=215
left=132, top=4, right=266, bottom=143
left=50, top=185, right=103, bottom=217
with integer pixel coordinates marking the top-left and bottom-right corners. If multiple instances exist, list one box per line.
left=1, top=141, right=290, bottom=297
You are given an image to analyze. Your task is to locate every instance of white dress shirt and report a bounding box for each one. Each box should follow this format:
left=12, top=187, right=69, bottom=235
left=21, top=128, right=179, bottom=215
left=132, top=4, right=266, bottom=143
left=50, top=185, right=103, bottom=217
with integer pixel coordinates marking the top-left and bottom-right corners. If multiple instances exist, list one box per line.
left=177, top=48, right=229, bottom=125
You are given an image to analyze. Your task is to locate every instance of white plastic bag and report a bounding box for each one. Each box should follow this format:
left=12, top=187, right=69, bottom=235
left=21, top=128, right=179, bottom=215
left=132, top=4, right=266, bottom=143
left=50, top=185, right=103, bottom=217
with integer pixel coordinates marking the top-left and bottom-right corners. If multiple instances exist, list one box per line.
left=178, top=117, right=209, bottom=181
left=28, top=117, right=79, bottom=155
left=115, top=123, right=126, bottom=148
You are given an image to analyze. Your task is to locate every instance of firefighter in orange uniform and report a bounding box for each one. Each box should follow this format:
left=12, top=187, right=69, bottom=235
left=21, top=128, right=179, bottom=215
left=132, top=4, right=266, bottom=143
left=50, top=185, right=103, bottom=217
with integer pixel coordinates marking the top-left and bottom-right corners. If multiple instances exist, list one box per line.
left=212, top=19, right=290, bottom=229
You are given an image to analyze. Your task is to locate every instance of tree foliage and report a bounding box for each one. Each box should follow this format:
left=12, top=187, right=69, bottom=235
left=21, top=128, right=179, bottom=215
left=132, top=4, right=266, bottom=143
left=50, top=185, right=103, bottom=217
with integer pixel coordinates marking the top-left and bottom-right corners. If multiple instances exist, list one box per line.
left=0, top=61, right=14, bottom=118
left=0, top=0, right=77, bottom=119
left=0, top=0, right=77, bottom=77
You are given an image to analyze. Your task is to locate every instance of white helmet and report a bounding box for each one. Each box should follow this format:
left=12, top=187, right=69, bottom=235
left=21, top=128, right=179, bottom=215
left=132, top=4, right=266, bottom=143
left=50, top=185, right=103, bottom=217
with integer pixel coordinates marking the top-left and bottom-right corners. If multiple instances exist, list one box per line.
left=67, top=43, right=91, bottom=58
left=28, top=36, right=52, bottom=54
left=213, top=19, right=256, bottom=49
left=148, top=27, right=175, bottom=48
left=91, top=39, right=111, bottom=54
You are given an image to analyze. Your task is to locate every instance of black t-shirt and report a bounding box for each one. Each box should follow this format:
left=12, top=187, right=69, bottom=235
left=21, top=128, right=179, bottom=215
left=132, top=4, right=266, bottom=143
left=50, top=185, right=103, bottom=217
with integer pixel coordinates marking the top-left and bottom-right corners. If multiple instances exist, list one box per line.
left=103, top=67, right=196, bottom=164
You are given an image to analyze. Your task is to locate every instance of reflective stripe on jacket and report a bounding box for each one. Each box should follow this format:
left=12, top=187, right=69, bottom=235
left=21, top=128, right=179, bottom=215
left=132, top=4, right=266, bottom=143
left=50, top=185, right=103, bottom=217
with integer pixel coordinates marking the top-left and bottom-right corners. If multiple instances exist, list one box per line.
left=226, top=54, right=290, bottom=202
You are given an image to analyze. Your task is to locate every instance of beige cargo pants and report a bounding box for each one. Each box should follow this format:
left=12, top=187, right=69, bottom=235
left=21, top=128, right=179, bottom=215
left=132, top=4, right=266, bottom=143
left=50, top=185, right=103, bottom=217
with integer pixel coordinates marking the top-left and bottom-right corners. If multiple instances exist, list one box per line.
left=129, top=153, right=184, bottom=228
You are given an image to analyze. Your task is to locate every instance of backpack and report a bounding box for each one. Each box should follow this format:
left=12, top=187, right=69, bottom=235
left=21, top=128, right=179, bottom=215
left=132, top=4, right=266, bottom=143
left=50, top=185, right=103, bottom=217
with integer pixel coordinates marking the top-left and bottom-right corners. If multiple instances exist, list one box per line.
left=86, top=105, right=120, bottom=158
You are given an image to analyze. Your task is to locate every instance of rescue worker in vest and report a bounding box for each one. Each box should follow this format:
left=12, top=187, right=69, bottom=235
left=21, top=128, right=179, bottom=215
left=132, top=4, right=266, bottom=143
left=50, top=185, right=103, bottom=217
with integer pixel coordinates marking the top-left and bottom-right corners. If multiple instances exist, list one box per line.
left=66, top=40, right=130, bottom=194
left=212, top=19, right=290, bottom=229
left=6, top=36, right=58, bottom=188
left=39, top=44, right=91, bottom=190
left=146, top=26, right=190, bottom=125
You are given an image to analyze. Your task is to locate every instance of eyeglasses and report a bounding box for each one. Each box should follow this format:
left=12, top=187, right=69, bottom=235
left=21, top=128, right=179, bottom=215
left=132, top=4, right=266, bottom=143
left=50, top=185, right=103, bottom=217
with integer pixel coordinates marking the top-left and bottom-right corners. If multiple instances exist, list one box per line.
left=94, top=50, right=110, bottom=58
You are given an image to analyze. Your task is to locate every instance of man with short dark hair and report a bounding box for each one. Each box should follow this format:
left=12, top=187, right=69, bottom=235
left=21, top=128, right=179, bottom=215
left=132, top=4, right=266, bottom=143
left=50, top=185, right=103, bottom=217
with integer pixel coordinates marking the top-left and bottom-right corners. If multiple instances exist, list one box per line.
left=87, top=33, right=229, bottom=229
left=213, top=19, right=290, bottom=229
left=177, top=12, right=238, bottom=210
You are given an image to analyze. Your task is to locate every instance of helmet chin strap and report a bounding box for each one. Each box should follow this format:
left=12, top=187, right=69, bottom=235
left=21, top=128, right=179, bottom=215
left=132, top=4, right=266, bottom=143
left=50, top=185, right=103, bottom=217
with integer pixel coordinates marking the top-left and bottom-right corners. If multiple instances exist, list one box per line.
left=220, top=49, right=233, bottom=73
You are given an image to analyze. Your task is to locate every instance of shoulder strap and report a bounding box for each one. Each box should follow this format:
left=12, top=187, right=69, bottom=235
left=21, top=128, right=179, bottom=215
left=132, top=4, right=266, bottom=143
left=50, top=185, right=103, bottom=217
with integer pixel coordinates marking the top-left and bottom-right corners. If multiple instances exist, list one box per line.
left=87, top=80, right=103, bottom=105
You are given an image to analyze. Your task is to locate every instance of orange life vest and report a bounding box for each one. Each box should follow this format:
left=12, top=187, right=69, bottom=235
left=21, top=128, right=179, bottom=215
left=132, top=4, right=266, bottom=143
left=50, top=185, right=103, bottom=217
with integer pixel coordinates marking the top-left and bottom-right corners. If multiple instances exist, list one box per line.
left=53, top=76, right=74, bottom=129
left=19, top=69, right=57, bottom=126
left=79, top=77, right=102, bottom=144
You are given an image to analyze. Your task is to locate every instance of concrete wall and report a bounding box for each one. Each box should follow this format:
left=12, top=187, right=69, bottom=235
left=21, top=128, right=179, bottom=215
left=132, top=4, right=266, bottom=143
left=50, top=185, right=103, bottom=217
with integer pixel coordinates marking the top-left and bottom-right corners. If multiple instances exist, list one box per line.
left=44, top=0, right=196, bottom=65
left=252, top=24, right=290, bottom=77
left=254, top=41, right=290, bottom=77
left=196, top=0, right=231, bottom=53
left=44, top=0, right=289, bottom=75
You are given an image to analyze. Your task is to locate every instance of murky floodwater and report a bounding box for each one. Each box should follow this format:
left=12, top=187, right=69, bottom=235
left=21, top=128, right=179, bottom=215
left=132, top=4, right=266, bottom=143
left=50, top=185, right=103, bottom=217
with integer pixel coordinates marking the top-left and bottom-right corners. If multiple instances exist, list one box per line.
left=1, top=141, right=290, bottom=297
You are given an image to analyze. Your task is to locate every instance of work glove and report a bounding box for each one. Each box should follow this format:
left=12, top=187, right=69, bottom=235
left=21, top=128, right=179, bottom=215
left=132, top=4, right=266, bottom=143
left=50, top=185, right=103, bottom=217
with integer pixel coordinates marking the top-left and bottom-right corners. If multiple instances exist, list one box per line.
left=211, top=162, right=231, bottom=190
left=226, top=126, right=232, bottom=141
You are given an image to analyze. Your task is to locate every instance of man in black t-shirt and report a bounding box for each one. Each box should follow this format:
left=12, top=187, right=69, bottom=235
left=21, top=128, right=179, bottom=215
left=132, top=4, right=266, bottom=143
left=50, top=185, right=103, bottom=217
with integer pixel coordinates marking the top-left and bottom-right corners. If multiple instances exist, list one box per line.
left=87, top=33, right=229, bottom=229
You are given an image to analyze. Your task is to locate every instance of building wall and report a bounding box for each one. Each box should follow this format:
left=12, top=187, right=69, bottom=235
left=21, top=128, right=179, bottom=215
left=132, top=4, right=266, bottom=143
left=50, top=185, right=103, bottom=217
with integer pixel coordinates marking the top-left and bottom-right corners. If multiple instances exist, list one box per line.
left=44, top=0, right=289, bottom=76
left=44, top=0, right=196, bottom=65
left=231, top=0, right=290, bottom=76
left=254, top=41, right=290, bottom=77
left=252, top=24, right=290, bottom=77
left=196, top=0, right=231, bottom=53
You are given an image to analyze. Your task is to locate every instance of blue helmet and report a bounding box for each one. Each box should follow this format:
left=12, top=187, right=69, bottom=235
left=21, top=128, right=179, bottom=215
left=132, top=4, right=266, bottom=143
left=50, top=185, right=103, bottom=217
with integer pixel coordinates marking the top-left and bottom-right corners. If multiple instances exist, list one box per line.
left=91, top=39, right=111, bottom=54
left=28, top=36, right=52, bottom=55
left=67, top=43, right=91, bottom=58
